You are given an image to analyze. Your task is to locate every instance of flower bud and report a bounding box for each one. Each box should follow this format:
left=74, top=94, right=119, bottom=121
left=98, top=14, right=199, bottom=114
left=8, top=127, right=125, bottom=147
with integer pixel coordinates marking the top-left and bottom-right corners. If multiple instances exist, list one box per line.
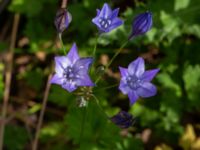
left=110, top=111, right=135, bottom=128
left=128, top=12, right=152, bottom=40
left=95, top=65, right=105, bottom=76
left=54, top=8, right=72, bottom=33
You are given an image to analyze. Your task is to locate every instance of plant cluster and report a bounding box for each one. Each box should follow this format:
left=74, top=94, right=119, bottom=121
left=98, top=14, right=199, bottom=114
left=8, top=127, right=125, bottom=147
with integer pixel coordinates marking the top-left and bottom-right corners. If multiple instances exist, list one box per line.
left=52, top=3, right=159, bottom=129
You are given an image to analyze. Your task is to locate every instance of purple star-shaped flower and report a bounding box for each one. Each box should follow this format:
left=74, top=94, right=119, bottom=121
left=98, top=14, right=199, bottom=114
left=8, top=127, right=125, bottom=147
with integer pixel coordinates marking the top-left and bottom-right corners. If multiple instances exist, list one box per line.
left=92, top=3, right=124, bottom=33
left=128, top=12, right=153, bottom=40
left=119, top=57, right=159, bottom=105
left=51, top=43, right=95, bottom=92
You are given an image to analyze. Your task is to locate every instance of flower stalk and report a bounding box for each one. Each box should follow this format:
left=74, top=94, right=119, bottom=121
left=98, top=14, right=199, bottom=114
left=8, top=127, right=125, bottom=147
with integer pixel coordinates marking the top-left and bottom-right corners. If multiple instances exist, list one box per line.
left=61, top=0, right=68, bottom=9
left=95, top=40, right=128, bottom=84
left=79, top=107, right=87, bottom=148
left=58, top=33, right=67, bottom=55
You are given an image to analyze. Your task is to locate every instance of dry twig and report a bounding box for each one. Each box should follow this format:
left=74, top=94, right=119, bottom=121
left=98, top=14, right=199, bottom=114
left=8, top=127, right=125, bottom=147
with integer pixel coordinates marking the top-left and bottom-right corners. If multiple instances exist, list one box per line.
left=0, top=13, right=20, bottom=150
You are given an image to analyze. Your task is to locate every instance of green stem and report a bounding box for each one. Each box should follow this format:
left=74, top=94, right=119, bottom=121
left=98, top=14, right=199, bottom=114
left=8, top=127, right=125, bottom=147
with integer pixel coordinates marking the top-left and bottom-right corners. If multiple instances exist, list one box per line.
left=92, top=95, right=108, bottom=118
left=95, top=40, right=128, bottom=84
left=93, top=83, right=118, bottom=92
left=58, top=33, right=66, bottom=55
left=79, top=107, right=87, bottom=148
left=91, top=34, right=99, bottom=75
left=92, top=35, right=99, bottom=58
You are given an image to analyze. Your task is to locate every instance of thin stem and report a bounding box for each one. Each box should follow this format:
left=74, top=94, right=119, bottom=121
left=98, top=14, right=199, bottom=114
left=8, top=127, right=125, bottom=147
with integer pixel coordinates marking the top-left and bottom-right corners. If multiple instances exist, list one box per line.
left=91, top=34, right=99, bottom=74
left=92, top=95, right=109, bottom=118
left=58, top=33, right=66, bottom=55
left=95, top=40, right=128, bottom=84
left=32, top=74, right=52, bottom=150
left=79, top=107, right=87, bottom=148
left=61, top=0, right=68, bottom=9
left=0, top=13, right=20, bottom=150
left=93, top=83, right=118, bottom=92
left=92, top=35, right=99, bottom=59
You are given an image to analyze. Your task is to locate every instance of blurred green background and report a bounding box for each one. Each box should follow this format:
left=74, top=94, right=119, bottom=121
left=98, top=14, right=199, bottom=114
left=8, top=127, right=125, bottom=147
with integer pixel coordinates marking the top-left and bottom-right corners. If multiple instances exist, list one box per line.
left=0, top=0, right=200, bottom=149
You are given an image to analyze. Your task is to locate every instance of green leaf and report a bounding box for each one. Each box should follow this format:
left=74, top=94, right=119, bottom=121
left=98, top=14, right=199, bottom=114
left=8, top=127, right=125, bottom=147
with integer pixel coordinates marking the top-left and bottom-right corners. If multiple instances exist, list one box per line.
left=174, top=0, right=190, bottom=11
left=65, top=100, right=121, bottom=149
left=9, top=0, right=43, bottom=17
left=160, top=11, right=181, bottom=43
left=157, top=72, right=182, bottom=97
left=4, top=125, right=29, bottom=150
left=183, top=65, right=200, bottom=109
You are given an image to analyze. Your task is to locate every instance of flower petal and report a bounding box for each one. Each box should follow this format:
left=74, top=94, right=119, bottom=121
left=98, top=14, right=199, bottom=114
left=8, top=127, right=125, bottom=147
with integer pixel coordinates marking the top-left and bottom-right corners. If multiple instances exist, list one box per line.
left=50, top=74, right=63, bottom=85
left=119, top=66, right=128, bottom=77
left=128, top=57, right=145, bottom=77
left=119, top=81, right=130, bottom=94
left=136, top=82, right=157, bottom=98
left=96, top=9, right=101, bottom=15
left=119, top=67, right=130, bottom=94
left=99, top=3, right=112, bottom=19
left=62, top=80, right=77, bottom=92
left=67, top=43, right=80, bottom=64
left=128, top=91, right=139, bottom=105
left=74, top=57, right=93, bottom=73
left=76, top=74, right=95, bottom=87
left=141, top=69, right=159, bottom=82
left=66, top=11, right=72, bottom=26
left=111, top=8, right=119, bottom=19
left=108, top=17, right=123, bottom=32
left=92, top=17, right=101, bottom=29
left=54, top=56, right=70, bottom=74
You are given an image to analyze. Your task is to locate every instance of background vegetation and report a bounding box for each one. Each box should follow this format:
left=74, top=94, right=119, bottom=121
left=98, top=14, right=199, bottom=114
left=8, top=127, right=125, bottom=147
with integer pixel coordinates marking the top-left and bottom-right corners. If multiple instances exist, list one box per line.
left=0, top=0, right=200, bottom=149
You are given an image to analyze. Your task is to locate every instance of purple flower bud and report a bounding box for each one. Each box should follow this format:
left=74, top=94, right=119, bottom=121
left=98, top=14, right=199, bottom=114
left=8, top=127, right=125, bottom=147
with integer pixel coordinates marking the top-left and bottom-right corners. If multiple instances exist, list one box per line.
left=110, top=111, right=135, bottom=128
left=128, top=12, right=153, bottom=40
left=54, top=8, right=72, bottom=33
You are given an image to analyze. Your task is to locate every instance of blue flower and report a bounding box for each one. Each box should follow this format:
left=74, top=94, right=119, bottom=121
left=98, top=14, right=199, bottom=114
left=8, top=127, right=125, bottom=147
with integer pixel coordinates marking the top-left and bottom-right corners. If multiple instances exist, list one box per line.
left=110, top=111, right=135, bottom=128
left=128, top=12, right=152, bottom=40
left=92, top=3, right=124, bottom=33
left=54, top=8, right=72, bottom=33
left=51, top=43, right=95, bottom=92
left=119, top=57, right=159, bottom=105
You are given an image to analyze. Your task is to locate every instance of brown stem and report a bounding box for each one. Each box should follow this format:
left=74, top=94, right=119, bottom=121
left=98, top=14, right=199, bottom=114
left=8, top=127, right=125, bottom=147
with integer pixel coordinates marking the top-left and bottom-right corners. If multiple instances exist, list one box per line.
left=0, top=13, right=20, bottom=150
left=32, top=74, right=52, bottom=150
left=61, top=0, right=68, bottom=8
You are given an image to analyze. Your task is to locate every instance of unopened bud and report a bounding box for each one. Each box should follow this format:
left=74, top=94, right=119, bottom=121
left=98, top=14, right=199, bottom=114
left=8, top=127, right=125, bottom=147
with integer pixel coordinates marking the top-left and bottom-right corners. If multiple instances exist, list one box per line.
left=54, top=8, right=72, bottom=33
left=95, top=65, right=105, bottom=76
left=110, top=111, right=135, bottom=128
left=128, top=11, right=152, bottom=40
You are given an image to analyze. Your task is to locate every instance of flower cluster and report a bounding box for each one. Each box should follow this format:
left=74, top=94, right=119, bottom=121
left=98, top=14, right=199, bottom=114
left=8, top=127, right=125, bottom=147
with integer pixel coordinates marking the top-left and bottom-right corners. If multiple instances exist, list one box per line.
left=52, top=3, right=158, bottom=129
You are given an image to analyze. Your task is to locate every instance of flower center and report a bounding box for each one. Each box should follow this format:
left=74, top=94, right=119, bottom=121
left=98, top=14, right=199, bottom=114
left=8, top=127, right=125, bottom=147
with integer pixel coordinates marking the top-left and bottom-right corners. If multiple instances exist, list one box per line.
left=98, top=17, right=112, bottom=29
left=126, top=75, right=141, bottom=90
left=63, top=66, right=77, bottom=84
